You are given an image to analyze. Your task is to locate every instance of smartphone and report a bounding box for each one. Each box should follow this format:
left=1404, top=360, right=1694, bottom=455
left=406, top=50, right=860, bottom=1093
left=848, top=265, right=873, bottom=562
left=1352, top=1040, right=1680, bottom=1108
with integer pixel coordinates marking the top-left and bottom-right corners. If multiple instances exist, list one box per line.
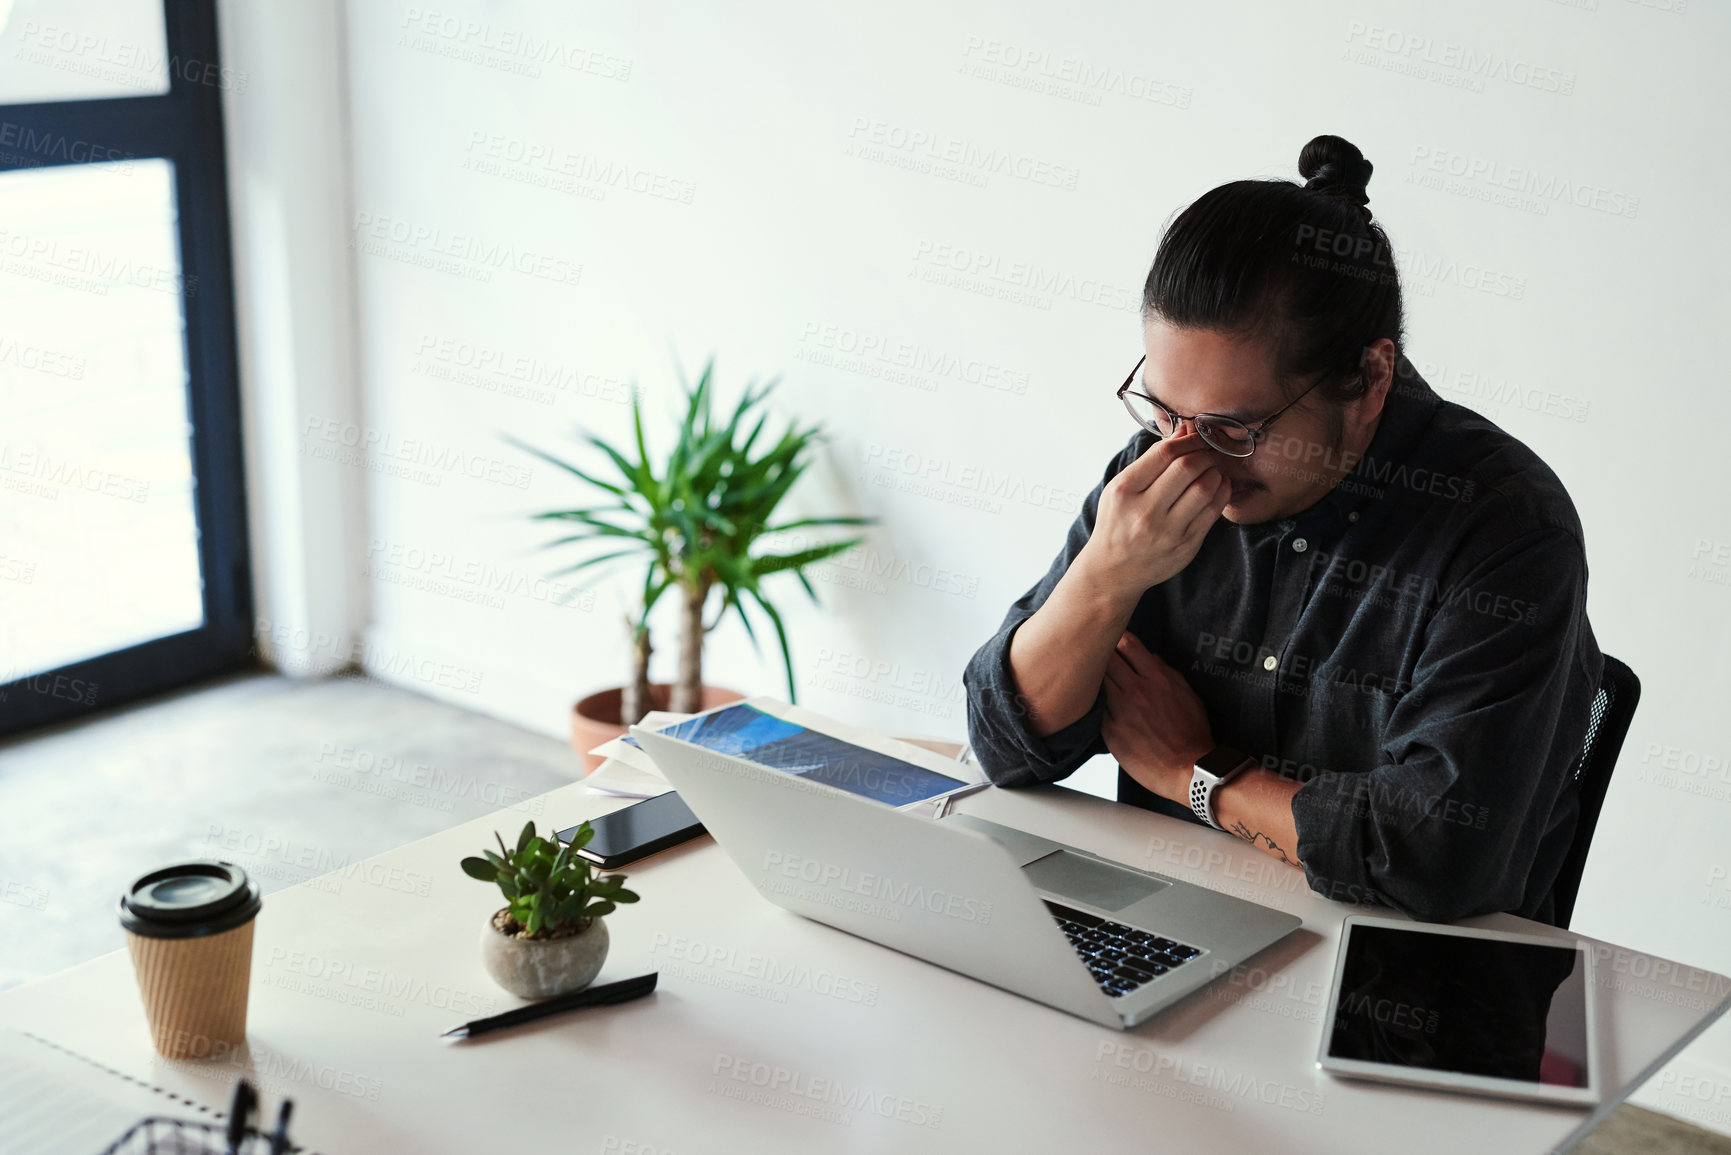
left=557, top=791, right=706, bottom=869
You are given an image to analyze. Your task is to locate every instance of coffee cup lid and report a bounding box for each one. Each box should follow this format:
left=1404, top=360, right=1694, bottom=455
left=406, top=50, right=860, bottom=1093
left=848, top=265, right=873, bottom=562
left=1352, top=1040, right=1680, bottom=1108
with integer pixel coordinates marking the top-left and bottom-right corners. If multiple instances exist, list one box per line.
left=119, top=861, right=262, bottom=939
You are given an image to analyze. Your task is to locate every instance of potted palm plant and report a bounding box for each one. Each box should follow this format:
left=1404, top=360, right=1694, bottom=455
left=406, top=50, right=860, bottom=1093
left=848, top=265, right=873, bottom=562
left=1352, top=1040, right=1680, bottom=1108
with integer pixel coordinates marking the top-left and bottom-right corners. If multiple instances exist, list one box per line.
left=510, top=358, right=874, bottom=769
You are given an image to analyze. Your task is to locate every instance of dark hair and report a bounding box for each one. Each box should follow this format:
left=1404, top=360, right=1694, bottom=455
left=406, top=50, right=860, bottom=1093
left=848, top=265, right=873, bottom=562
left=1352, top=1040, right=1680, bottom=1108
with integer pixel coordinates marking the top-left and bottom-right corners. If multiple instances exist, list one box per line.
left=1141, top=135, right=1403, bottom=406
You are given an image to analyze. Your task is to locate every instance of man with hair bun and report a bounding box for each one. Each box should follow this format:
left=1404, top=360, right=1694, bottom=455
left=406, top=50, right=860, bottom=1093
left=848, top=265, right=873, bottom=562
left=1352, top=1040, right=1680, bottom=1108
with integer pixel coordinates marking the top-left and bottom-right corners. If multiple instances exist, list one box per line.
left=964, top=135, right=1601, bottom=926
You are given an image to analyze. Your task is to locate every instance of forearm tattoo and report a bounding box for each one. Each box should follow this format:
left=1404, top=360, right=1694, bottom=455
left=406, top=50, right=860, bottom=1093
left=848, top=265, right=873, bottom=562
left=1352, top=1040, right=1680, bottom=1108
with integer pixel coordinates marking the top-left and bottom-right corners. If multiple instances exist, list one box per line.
left=1229, top=820, right=1299, bottom=868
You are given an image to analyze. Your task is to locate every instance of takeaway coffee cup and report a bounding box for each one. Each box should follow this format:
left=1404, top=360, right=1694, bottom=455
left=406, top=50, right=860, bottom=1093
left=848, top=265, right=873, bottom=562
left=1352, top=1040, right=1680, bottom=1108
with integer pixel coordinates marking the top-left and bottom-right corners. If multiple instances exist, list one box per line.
left=119, top=860, right=262, bottom=1059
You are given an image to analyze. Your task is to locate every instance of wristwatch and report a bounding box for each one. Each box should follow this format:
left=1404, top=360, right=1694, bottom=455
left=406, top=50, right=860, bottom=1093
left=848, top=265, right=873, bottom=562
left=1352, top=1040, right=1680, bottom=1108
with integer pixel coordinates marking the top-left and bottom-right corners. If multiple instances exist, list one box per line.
left=1188, top=746, right=1255, bottom=830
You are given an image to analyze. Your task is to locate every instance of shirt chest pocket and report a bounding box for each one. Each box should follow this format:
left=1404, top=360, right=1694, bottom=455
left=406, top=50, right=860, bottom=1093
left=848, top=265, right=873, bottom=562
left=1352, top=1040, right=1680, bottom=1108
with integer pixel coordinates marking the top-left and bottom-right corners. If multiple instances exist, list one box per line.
left=1300, top=663, right=1409, bottom=737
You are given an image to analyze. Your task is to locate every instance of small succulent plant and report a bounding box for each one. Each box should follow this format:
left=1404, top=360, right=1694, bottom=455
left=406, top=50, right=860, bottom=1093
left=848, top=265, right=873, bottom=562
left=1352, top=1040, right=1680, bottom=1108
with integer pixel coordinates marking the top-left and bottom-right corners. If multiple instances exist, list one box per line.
left=461, top=820, right=639, bottom=937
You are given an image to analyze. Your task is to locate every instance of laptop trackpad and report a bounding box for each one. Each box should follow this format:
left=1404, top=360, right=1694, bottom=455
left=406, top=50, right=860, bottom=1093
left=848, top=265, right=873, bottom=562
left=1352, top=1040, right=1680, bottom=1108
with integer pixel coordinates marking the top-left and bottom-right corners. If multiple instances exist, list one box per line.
left=1022, top=849, right=1168, bottom=912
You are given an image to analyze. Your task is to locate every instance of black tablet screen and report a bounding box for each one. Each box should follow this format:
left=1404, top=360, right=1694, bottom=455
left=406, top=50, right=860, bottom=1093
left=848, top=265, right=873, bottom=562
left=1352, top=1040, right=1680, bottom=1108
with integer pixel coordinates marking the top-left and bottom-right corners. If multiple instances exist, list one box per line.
left=1327, top=924, right=1591, bottom=1087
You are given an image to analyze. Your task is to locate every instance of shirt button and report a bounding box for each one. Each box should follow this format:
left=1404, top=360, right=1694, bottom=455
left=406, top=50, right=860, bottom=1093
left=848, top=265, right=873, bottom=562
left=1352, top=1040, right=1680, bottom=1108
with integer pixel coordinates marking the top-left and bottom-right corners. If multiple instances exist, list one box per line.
left=1292, top=538, right=1309, bottom=553
left=1347, top=511, right=1360, bottom=523
left=1262, top=656, right=1278, bottom=671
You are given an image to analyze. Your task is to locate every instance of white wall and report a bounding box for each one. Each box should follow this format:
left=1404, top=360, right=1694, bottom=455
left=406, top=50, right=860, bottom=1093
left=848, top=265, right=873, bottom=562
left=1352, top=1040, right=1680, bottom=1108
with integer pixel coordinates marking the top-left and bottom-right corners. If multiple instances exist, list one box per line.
left=221, top=0, right=369, bottom=677
left=328, top=0, right=1731, bottom=1126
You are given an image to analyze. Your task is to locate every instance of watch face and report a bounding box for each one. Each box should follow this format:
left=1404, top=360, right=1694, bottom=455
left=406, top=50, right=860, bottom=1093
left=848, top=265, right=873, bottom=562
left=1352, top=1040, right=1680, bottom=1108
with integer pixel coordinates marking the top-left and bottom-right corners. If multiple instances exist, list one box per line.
left=1196, top=746, right=1248, bottom=777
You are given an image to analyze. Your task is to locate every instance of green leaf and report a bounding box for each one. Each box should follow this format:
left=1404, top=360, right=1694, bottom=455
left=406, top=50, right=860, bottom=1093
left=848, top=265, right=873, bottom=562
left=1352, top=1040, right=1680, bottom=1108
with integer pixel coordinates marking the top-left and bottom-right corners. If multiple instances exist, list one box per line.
left=749, top=540, right=863, bottom=578
left=738, top=409, right=770, bottom=456
left=714, top=382, right=767, bottom=460
left=534, top=517, right=653, bottom=546
left=527, top=505, right=635, bottom=522
left=794, top=569, right=818, bottom=604
left=582, top=430, right=651, bottom=494
left=631, top=388, right=652, bottom=482
left=762, top=516, right=876, bottom=533
left=684, top=428, right=732, bottom=486
left=721, top=587, right=762, bottom=656
left=526, top=904, right=544, bottom=936
left=498, top=874, right=520, bottom=900
left=517, top=821, right=536, bottom=855
left=720, top=445, right=775, bottom=495
left=502, top=436, right=628, bottom=498
left=640, top=572, right=675, bottom=621
left=581, top=900, right=617, bottom=920
left=541, top=547, right=654, bottom=592
left=533, top=516, right=649, bottom=541
left=610, top=888, right=640, bottom=903
left=460, top=856, right=497, bottom=882
left=742, top=586, right=797, bottom=703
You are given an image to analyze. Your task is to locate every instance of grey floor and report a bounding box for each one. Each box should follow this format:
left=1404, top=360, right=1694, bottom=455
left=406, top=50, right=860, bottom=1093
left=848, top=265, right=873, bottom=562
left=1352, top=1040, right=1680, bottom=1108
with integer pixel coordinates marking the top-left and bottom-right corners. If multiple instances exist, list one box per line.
left=0, top=671, right=581, bottom=993
left=1, top=672, right=1726, bottom=1154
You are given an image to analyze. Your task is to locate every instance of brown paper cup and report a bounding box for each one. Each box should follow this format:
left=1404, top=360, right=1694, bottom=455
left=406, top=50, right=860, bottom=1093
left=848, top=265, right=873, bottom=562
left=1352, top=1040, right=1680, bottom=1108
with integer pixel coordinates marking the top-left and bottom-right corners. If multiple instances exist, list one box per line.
left=125, top=916, right=256, bottom=1059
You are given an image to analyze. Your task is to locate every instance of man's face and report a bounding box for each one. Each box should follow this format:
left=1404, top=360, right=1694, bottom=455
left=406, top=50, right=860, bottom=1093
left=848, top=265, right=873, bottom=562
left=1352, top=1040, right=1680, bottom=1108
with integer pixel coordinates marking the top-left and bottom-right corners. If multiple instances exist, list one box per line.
left=1140, top=316, right=1357, bottom=525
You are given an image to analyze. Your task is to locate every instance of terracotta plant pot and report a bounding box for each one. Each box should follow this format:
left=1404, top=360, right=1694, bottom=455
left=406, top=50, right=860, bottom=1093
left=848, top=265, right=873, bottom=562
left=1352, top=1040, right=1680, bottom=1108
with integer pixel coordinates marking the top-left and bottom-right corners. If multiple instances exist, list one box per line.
left=479, top=908, right=609, bottom=1000
left=571, top=682, right=746, bottom=773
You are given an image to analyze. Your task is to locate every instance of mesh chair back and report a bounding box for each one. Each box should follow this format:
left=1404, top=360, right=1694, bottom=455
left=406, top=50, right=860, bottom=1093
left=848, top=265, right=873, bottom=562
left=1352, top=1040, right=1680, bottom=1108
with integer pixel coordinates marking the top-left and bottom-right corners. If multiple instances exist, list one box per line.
left=1550, top=655, right=1641, bottom=928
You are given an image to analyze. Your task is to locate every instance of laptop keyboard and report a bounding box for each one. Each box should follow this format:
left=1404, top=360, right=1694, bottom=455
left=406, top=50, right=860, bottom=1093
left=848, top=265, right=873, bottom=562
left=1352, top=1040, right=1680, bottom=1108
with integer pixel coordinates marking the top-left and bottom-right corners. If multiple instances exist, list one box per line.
left=1044, top=900, right=1201, bottom=999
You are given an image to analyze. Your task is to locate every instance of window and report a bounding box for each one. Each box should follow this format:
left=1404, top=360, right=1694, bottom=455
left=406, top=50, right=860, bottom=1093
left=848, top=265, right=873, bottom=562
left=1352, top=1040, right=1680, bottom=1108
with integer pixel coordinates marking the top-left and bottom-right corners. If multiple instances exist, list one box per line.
left=0, top=0, right=251, bottom=735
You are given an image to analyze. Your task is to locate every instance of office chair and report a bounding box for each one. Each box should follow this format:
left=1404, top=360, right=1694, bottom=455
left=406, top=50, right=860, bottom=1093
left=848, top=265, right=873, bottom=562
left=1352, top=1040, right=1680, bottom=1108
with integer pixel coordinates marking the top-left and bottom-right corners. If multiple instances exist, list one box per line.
left=1549, top=654, right=1641, bottom=929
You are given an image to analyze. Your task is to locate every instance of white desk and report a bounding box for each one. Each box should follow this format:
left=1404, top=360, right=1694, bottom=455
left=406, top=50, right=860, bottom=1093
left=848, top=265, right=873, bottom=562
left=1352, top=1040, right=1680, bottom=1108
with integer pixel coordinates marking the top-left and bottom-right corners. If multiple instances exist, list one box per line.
left=2, top=780, right=1725, bottom=1154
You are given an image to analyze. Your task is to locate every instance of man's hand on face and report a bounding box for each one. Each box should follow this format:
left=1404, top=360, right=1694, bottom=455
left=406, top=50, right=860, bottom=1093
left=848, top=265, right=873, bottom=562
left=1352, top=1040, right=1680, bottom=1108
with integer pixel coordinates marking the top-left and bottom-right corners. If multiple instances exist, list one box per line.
left=1102, top=630, right=1215, bottom=800
left=1081, top=432, right=1231, bottom=601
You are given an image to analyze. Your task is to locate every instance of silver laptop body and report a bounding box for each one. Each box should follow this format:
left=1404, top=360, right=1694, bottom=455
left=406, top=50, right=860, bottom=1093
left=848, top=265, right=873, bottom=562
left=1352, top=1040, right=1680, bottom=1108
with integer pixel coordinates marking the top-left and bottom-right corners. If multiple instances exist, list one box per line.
left=631, top=725, right=1302, bottom=1030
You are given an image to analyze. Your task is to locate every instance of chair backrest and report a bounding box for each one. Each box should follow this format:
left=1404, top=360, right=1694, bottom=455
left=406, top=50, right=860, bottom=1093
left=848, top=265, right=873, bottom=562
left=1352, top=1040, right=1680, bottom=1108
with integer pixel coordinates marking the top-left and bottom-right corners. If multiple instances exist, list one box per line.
left=1549, top=654, right=1641, bottom=929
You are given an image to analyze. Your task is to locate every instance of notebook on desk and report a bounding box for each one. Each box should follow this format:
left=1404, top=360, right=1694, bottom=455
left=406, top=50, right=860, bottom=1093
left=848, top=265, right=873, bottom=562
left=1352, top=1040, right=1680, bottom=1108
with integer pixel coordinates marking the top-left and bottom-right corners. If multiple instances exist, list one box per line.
left=0, top=1029, right=212, bottom=1154
left=631, top=700, right=1301, bottom=1030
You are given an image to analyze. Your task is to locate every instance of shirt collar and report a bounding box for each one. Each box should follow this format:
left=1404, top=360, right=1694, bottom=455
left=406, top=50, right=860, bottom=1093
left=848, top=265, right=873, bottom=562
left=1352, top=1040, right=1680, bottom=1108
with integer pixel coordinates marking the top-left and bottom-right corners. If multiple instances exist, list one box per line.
left=1291, top=352, right=1442, bottom=533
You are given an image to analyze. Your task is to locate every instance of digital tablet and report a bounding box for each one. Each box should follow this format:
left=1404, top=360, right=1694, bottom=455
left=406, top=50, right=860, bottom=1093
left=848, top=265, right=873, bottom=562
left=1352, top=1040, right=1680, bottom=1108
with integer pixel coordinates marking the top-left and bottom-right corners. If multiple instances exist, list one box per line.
left=1317, top=916, right=1601, bottom=1107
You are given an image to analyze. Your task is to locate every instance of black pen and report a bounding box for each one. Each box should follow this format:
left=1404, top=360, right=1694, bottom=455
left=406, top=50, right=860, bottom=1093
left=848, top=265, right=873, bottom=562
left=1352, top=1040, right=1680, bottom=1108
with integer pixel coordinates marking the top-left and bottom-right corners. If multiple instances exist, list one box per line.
left=439, top=972, right=658, bottom=1040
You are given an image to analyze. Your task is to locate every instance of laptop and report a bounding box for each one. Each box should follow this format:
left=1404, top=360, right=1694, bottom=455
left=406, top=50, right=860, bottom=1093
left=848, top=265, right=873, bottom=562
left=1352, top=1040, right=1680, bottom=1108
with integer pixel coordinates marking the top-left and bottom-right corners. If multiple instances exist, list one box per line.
left=631, top=722, right=1302, bottom=1030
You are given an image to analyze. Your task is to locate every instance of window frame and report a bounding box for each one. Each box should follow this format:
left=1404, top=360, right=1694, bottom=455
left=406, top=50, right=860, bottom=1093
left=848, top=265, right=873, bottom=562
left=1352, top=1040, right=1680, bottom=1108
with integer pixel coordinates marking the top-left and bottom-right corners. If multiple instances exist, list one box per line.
left=0, top=0, right=253, bottom=737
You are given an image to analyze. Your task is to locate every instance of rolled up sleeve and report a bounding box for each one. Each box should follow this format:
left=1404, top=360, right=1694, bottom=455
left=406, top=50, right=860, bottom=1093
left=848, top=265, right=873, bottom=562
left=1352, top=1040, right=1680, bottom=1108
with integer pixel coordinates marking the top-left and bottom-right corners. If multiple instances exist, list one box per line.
left=962, top=432, right=1148, bottom=789
left=1290, top=526, right=1600, bottom=923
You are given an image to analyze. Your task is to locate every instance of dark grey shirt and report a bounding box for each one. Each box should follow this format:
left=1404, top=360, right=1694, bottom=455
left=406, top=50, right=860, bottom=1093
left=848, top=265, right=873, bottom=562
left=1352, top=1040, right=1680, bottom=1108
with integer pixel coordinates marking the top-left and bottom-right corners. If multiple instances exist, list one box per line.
left=962, top=358, right=1602, bottom=925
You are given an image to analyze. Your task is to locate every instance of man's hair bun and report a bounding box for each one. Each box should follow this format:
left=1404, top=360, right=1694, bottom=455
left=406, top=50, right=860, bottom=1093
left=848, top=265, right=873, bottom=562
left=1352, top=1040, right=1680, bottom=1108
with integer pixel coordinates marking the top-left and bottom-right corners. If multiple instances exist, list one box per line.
left=1298, top=135, right=1373, bottom=212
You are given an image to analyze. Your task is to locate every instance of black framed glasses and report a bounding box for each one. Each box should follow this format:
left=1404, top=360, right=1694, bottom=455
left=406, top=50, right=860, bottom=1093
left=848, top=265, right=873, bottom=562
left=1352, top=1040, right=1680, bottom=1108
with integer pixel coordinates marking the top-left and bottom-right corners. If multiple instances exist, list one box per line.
left=1116, top=355, right=1326, bottom=459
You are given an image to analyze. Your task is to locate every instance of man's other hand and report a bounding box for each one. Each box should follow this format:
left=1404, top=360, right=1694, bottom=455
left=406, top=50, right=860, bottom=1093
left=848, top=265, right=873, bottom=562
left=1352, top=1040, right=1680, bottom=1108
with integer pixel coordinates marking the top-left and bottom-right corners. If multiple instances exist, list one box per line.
left=1102, top=631, right=1215, bottom=800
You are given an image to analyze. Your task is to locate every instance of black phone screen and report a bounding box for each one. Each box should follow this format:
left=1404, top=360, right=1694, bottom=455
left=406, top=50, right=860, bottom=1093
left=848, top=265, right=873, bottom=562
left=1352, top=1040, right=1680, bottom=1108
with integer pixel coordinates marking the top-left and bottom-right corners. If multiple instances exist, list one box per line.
left=558, top=791, right=704, bottom=866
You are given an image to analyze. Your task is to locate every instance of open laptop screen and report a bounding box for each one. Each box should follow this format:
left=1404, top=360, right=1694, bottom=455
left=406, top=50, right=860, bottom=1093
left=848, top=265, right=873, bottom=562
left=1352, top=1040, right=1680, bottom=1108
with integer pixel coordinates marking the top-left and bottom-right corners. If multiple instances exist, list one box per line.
left=632, top=702, right=968, bottom=807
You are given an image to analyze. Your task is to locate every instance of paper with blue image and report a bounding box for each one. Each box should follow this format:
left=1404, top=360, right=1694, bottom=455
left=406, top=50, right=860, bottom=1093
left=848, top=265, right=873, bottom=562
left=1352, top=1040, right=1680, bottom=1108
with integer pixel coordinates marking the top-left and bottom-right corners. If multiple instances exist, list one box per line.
left=634, top=702, right=971, bottom=807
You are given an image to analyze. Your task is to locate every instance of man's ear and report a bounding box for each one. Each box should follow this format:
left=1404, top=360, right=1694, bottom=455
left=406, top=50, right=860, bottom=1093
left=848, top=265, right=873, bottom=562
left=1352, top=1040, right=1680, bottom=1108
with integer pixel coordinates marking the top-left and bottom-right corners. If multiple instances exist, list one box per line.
left=1351, top=339, right=1396, bottom=429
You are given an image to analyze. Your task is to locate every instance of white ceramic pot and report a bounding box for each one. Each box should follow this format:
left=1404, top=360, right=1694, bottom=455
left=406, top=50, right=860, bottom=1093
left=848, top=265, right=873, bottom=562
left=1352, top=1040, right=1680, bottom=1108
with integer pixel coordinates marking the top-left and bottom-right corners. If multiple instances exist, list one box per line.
left=479, top=909, right=609, bottom=1000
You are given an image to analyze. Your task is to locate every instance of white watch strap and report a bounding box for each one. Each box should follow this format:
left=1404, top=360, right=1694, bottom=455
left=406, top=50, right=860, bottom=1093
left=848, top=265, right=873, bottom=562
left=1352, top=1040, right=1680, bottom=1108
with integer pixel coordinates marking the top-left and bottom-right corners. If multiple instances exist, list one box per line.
left=1189, top=754, right=1250, bottom=830
left=1188, top=768, right=1222, bottom=829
